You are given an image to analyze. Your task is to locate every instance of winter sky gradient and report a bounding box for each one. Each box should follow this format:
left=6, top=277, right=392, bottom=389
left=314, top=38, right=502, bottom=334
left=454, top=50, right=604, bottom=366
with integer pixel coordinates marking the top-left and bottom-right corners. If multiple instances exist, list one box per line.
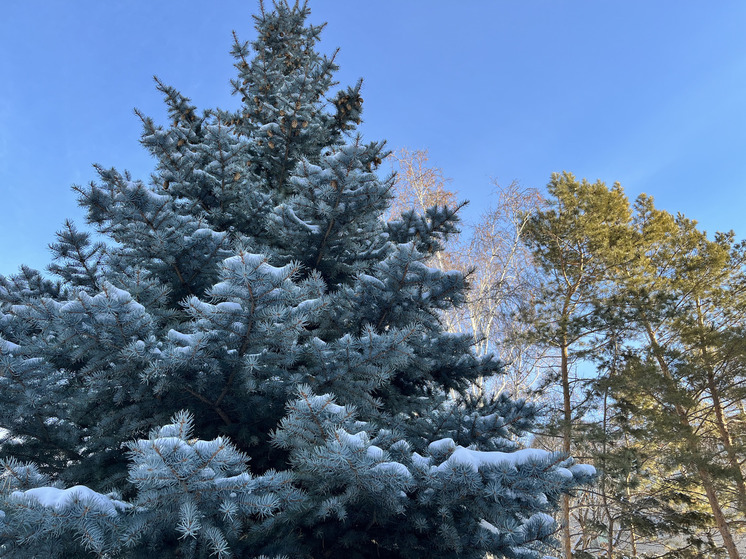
left=1, top=1, right=745, bottom=275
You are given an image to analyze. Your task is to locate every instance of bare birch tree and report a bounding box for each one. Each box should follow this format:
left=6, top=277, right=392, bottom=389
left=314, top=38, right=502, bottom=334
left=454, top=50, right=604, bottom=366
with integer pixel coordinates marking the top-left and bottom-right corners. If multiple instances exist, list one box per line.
left=387, top=148, right=548, bottom=401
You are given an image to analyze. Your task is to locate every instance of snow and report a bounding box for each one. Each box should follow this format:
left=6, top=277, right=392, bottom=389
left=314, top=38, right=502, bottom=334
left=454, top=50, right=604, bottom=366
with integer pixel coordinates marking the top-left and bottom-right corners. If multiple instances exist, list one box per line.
left=371, top=462, right=412, bottom=478
left=443, top=445, right=550, bottom=472
left=213, top=473, right=253, bottom=489
left=148, top=436, right=190, bottom=452
left=192, top=439, right=223, bottom=455
left=281, top=205, right=321, bottom=233
left=411, top=452, right=430, bottom=469
left=210, top=282, right=235, bottom=298
left=324, top=402, right=345, bottom=414
left=200, top=467, right=216, bottom=478
left=259, top=123, right=281, bottom=135
left=216, top=301, right=243, bottom=312
left=193, top=227, right=224, bottom=239
left=101, top=283, right=134, bottom=303
left=428, top=438, right=456, bottom=454
left=0, top=337, right=20, bottom=354
left=571, top=464, right=597, bottom=477
left=12, top=486, right=130, bottom=516
left=479, top=519, right=499, bottom=534
left=308, top=395, right=346, bottom=415
left=429, top=438, right=594, bottom=479
left=366, top=445, right=385, bottom=460
left=296, top=299, right=321, bottom=313
left=339, top=430, right=367, bottom=449
left=260, top=262, right=293, bottom=282
left=358, top=274, right=385, bottom=289
left=168, top=329, right=199, bottom=345
left=59, top=300, right=83, bottom=313
left=220, top=252, right=265, bottom=272
left=554, top=467, right=573, bottom=479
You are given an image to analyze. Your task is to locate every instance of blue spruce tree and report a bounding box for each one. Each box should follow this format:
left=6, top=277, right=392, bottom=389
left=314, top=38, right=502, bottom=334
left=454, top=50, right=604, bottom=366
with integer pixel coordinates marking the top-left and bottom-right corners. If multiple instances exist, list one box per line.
left=0, top=2, right=594, bottom=557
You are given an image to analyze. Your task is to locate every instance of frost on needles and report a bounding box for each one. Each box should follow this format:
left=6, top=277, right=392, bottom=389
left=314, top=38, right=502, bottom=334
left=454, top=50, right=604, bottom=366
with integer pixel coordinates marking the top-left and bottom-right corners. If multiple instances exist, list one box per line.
left=0, top=2, right=593, bottom=558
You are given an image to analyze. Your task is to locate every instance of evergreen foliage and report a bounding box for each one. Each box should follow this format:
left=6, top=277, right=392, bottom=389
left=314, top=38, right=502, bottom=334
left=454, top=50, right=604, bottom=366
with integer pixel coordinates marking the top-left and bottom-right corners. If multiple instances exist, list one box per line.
left=0, top=2, right=592, bottom=557
left=521, top=173, right=631, bottom=558
left=522, top=178, right=746, bottom=557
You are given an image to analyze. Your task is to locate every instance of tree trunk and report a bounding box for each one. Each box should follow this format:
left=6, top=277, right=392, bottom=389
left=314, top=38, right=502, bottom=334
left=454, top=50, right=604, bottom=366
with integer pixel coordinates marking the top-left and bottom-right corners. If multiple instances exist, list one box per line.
left=626, top=461, right=638, bottom=558
left=629, top=513, right=638, bottom=558
left=601, top=389, right=615, bottom=559
left=696, top=301, right=746, bottom=513
left=704, top=364, right=746, bottom=512
left=700, top=467, right=742, bottom=559
left=606, top=517, right=614, bottom=559
left=561, top=339, right=573, bottom=559
left=642, top=319, right=740, bottom=559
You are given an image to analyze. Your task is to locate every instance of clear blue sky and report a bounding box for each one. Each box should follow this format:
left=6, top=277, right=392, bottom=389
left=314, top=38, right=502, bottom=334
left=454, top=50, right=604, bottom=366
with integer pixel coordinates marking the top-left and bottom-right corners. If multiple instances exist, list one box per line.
left=1, top=1, right=745, bottom=276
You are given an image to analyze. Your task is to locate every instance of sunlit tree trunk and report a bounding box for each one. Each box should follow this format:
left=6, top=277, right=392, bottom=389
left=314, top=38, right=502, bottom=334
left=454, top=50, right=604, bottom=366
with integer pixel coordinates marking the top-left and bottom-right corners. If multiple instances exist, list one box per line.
left=641, top=319, right=740, bottom=559
left=695, top=299, right=746, bottom=513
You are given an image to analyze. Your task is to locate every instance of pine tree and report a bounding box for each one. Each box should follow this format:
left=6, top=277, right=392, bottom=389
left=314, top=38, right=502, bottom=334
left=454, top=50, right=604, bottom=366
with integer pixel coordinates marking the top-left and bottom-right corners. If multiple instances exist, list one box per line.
left=523, top=178, right=746, bottom=557
left=0, top=3, right=593, bottom=558
left=604, top=195, right=746, bottom=558
left=521, top=172, right=632, bottom=559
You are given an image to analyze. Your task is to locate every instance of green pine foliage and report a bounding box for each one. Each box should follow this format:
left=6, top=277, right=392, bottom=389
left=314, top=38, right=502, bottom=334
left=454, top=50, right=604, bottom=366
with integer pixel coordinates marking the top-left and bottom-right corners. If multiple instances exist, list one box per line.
left=523, top=177, right=746, bottom=557
left=0, top=3, right=592, bottom=558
